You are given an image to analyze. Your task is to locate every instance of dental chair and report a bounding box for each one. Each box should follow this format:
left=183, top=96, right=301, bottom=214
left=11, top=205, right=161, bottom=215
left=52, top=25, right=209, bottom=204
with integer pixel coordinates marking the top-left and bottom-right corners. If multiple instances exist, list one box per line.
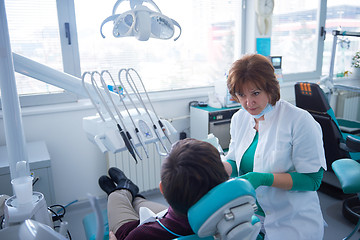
left=295, top=82, right=360, bottom=232
left=174, top=178, right=260, bottom=240
left=83, top=178, right=261, bottom=240
left=332, top=156, right=360, bottom=239
left=294, top=82, right=360, bottom=198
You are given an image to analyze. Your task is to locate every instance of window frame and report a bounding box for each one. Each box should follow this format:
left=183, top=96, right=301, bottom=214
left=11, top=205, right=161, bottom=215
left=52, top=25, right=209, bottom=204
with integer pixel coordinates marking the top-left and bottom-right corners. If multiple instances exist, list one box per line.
left=1, top=0, right=80, bottom=109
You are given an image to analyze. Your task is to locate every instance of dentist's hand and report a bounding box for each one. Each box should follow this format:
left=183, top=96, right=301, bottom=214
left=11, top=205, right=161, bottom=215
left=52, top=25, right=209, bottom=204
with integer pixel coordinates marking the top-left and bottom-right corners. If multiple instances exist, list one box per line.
left=239, top=172, right=274, bottom=189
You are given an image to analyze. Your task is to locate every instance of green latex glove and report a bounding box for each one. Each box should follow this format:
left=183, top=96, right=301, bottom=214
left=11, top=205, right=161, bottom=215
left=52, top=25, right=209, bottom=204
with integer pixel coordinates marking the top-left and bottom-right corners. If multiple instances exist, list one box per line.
left=239, top=172, right=274, bottom=189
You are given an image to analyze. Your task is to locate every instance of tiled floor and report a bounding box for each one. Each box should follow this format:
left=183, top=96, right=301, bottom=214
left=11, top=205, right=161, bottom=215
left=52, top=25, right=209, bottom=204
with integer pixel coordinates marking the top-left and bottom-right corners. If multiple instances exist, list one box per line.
left=62, top=189, right=360, bottom=240
left=320, top=192, right=360, bottom=239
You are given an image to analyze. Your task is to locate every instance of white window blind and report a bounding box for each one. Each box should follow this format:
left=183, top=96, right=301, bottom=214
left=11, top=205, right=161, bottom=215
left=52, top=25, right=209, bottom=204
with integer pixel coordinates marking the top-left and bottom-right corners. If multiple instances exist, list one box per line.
left=4, top=0, right=64, bottom=96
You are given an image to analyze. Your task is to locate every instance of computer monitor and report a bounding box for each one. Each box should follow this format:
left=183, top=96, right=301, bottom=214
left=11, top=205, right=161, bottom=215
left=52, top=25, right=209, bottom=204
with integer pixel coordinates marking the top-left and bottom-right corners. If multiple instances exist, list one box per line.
left=271, top=56, right=282, bottom=69
left=268, top=56, right=283, bottom=83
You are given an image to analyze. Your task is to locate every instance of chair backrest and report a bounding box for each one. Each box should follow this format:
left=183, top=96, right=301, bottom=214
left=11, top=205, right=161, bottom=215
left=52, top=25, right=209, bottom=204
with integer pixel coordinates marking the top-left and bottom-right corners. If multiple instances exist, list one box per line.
left=174, top=178, right=261, bottom=240
left=294, top=82, right=350, bottom=170
left=295, top=82, right=331, bottom=112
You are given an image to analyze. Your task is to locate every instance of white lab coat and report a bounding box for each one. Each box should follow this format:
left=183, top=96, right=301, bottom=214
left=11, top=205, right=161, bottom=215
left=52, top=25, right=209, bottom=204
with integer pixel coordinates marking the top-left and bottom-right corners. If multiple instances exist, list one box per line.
left=226, top=99, right=327, bottom=240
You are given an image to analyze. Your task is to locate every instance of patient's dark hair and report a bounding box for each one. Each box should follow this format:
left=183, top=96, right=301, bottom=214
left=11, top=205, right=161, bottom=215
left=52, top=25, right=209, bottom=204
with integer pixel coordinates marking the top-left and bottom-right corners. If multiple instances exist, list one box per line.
left=161, top=138, right=229, bottom=215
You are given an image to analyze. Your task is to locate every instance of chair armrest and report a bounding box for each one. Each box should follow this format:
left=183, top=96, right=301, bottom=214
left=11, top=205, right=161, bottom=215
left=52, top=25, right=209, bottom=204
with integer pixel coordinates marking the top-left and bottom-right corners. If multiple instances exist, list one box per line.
left=337, top=118, right=360, bottom=128
left=339, top=126, right=360, bottom=135
left=337, top=118, right=360, bottom=134
left=346, top=135, right=360, bottom=152
left=332, top=159, right=360, bottom=194
left=340, top=135, right=360, bottom=153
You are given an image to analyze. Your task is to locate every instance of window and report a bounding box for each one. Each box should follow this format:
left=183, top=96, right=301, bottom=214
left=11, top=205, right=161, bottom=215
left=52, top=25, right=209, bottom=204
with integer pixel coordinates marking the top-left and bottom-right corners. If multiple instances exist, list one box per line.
left=271, top=0, right=323, bottom=80
left=5, top=0, right=62, bottom=96
left=271, top=0, right=360, bottom=82
left=74, top=0, right=242, bottom=92
left=3, top=0, right=360, bottom=107
left=2, top=0, right=242, bottom=107
left=322, top=1, right=360, bottom=77
left=2, top=0, right=77, bottom=107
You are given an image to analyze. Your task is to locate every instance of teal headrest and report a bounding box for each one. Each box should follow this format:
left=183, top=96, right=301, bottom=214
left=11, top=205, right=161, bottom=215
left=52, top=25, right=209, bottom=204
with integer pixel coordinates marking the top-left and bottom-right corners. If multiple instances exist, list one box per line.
left=188, top=178, right=256, bottom=235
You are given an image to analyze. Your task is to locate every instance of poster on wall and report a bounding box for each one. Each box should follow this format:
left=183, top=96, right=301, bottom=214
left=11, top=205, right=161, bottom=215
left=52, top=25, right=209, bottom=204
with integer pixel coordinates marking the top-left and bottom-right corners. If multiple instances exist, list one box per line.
left=256, top=38, right=271, bottom=56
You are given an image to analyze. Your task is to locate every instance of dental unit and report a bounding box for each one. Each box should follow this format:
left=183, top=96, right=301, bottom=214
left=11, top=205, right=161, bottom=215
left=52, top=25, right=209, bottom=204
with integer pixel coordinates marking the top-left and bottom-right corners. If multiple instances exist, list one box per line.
left=103, top=69, right=150, bottom=159
left=126, top=68, right=173, bottom=146
left=0, top=0, right=180, bottom=238
left=1, top=54, right=176, bottom=239
left=81, top=68, right=176, bottom=159
left=85, top=71, right=141, bottom=163
left=122, top=68, right=171, bottom=154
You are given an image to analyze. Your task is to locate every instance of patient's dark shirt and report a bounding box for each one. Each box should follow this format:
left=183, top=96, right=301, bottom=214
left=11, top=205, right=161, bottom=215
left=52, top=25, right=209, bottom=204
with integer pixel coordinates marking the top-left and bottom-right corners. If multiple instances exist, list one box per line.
left=115, top=207, right=194, bottom=240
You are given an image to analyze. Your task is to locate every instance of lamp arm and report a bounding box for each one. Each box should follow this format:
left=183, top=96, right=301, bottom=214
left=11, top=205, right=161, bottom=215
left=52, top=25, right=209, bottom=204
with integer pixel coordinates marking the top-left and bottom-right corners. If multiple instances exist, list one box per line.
left=12, top=52, right=121, bottom=105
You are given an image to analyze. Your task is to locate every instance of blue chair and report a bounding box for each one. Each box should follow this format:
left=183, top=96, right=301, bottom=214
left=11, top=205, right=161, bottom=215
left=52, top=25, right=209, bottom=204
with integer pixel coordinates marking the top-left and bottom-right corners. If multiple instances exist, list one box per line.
left=174, top=178, right=260, bottom=240
left=332, top=157, right=360, bottom=240
left=83, top=178, right=260, bottom=240
left=295, top=82, right=360, bottom=198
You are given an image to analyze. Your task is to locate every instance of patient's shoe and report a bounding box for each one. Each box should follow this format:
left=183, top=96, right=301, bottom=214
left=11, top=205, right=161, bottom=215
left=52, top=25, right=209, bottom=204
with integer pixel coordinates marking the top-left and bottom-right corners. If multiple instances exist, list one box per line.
left=115, top=179, right=140, bottom=199
left=98, top=175, right=116, bottom=195
left=108, top=167, right=127, bottom=184
left=108, top=167, right=139, bottom=199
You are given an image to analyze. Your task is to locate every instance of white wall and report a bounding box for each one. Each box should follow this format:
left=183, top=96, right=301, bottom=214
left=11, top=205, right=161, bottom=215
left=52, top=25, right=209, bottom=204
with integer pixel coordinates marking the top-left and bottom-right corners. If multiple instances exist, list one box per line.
left=0, top=85, right=295, bottom=205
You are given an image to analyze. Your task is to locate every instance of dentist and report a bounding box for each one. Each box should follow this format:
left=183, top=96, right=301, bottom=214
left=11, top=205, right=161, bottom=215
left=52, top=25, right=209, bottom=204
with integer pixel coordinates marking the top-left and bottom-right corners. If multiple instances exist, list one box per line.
left=223, top=54, right=327, bottom=240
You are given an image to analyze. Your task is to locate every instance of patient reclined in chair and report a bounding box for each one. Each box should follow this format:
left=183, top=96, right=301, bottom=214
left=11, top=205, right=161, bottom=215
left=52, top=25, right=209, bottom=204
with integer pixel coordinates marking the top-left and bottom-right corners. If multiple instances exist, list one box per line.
left=84, top=138, right=260, bottom=240
left=83, top=178, right=261, bottom=240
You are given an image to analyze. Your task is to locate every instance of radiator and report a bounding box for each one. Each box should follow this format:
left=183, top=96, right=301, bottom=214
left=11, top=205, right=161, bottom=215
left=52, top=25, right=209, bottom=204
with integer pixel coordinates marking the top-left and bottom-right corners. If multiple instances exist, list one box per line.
left=335, top=90, right=360, bottom=122
left=106, top=143, right=168, bottom=192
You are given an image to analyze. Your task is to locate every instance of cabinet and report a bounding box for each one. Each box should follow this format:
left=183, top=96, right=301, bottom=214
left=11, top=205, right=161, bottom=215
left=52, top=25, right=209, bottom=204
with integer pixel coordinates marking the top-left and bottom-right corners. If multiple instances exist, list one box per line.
left=0, top=141, right=55, bottom=205
left=190, top=106, right=240, bottom=150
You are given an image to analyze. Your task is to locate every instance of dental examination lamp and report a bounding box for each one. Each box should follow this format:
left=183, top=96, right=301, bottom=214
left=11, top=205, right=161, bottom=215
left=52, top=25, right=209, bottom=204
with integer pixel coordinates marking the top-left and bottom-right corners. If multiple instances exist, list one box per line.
left=100, top=0, right=182, bottom=41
